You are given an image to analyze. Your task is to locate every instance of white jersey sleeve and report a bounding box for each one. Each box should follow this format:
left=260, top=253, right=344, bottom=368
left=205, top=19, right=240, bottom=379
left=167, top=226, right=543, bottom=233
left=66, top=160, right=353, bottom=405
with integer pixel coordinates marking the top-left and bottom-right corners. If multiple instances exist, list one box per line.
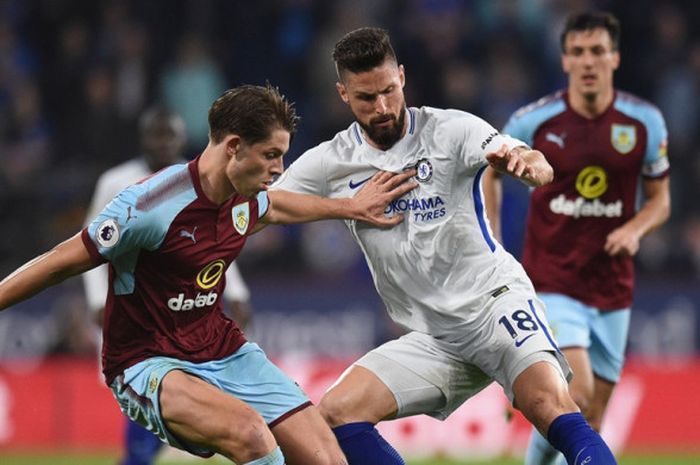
left=272, top=145, right=329, bottom=196
left=449, top=109, right=526, bottom=171
left=223, top=262, right=250, bottom=302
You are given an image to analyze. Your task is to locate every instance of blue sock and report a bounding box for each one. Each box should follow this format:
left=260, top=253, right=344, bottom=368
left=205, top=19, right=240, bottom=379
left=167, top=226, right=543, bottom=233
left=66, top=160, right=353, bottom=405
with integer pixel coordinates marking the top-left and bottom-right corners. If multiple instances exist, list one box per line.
left=547, top=413, right=617, bottom=465
left=525, top=428, right=562, bottom=465
left=121, top=419, right=162, bottom=465
left=332, top=422, right=405, bottom=465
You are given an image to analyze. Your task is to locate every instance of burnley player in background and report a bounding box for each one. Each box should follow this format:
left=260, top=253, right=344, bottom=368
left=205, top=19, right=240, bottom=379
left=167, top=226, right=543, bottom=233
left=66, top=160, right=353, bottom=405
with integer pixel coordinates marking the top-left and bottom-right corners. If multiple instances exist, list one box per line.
left=0, top=84, right=417, bottom=465
left=272, top=27, right=617, bottom=465
left=485, top=12, right=671, bottom=465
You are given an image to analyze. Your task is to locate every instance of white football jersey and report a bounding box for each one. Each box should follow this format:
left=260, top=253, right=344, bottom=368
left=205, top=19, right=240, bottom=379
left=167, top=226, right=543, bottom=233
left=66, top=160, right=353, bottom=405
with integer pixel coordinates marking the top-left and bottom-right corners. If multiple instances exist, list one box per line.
left=273, top=107, right=535, bottom=336
left=83, top=158, right=250, bottom=313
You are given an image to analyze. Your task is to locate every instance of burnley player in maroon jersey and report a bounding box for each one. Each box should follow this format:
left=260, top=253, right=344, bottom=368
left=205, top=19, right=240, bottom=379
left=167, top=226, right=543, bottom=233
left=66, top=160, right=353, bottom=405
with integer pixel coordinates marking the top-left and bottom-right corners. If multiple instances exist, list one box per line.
left=0, top=84, right=416, bottom=465
left=485, top=12, right=671, bottom=465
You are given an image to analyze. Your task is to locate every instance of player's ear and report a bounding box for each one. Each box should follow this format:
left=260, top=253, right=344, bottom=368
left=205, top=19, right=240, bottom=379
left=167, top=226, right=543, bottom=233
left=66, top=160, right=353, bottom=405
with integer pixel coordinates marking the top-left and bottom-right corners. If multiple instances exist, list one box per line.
left=399, top=64, right=405, bottom=88
left=561, top=53, right=571, bottom=74
left=336, top=82, right=349, bottom=104
left=225, top=135, right=242, bottom=159
left=611, top=50, right=620, bottom=70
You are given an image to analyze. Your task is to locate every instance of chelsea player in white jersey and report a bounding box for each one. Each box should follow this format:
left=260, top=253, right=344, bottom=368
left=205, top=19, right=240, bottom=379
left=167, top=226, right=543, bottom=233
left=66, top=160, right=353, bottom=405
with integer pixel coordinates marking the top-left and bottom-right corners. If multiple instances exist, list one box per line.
left=270, top=28, right=618, bottom=465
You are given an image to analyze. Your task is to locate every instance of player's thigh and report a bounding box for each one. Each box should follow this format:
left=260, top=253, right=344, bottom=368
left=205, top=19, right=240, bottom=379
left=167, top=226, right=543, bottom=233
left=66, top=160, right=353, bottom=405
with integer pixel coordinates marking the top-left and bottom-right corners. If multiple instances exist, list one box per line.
left=211, top=343, right=311, bottom=427
left=272, top=404, right=344, bottom=465
left=112, top=343, right=306, bottom=458
left=320, top=364, right=399, bottom=425
left=352, top=332, right=492, bottom=421
left=160, top=370, right=275, bottom=455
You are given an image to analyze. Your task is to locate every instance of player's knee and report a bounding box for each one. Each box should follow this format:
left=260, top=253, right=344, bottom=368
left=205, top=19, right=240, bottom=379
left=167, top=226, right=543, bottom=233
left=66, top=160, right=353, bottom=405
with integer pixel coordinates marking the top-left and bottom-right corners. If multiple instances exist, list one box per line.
left=318, top=391, right=358, bottom=428
left=568, top=388, right=593, bottom=417
left=219, top=412, right=276, bottom=462
left=519, top=386, right=578, bottom=431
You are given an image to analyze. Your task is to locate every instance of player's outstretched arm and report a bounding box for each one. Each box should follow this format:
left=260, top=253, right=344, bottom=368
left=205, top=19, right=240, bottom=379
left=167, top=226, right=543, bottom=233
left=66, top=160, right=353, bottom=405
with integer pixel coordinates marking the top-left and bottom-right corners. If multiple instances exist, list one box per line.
left=0, top=233, right=95, bottom=311
left=263, top=170, right=417, bottom=227
left=486, top=144, right=553, bottom=187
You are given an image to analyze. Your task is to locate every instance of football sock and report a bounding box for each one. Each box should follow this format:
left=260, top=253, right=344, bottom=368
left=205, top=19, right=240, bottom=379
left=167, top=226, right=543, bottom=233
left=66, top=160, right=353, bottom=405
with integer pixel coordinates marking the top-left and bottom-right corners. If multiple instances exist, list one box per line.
left=333, top=422, right=405, bottom=465
left=243, top=446, right=285, bottom=465
left=547, top=412, right=617, bottom=465
left=525, top=428, right=562, bottom=465
left=121, top=419, right=162, bottom=465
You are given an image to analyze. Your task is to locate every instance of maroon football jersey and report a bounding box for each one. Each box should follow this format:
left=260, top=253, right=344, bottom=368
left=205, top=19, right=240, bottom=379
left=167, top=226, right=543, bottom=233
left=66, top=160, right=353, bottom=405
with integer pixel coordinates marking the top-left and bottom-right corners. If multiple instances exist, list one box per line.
left=82, top=158, right=266, bottom=384
left=504, top=90, right=669, bottom=310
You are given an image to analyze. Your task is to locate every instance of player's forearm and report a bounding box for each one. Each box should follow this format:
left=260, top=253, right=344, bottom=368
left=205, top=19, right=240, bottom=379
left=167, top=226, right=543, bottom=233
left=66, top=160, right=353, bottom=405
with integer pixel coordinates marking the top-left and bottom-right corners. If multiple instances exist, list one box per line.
left=264, top=191, right=357, bottom=224
left=625, top=181, right=671, bottom=238
left=0, top=234, right=95, bottom=311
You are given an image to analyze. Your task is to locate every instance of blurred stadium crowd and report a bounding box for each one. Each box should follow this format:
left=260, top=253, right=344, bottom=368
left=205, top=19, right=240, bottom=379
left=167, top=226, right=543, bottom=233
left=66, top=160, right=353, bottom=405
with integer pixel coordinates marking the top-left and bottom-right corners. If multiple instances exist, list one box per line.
left=1, top=0, right=699, bottom=356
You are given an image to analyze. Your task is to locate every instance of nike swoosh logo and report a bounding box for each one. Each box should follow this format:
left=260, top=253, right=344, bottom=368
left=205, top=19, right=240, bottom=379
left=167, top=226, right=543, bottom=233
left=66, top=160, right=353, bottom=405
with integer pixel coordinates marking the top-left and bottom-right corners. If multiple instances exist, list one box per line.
left=348, top=175, right=373, bottom=189
left=514, top=334, right=535, bottom=347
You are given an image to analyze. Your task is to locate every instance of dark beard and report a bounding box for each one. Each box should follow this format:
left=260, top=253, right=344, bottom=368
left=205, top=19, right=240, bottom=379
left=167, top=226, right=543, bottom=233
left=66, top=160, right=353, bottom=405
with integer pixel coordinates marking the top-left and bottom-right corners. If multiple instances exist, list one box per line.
left=358, top=106, right=406, bottom=150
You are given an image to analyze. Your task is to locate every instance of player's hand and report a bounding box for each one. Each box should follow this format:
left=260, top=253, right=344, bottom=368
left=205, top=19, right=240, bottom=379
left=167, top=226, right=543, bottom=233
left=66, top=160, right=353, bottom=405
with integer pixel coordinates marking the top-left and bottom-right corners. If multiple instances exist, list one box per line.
left=604, top=225, right=641, bottom=257
left=486, top=145, right=553, bottom=187
left=352, top=170, right=417, bottom=227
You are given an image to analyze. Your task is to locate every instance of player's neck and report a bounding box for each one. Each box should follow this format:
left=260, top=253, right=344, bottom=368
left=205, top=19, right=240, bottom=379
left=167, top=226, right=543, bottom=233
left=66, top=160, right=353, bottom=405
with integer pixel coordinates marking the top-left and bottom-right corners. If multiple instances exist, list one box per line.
left=198, top=145, right=234, bottom=204
left=569, top=87, right=614, bottom=119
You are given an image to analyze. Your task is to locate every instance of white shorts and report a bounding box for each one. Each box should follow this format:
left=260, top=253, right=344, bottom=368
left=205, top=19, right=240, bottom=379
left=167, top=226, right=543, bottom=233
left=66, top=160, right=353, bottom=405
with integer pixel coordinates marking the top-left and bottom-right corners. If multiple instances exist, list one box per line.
left=355, top=288, right=571, bottom=420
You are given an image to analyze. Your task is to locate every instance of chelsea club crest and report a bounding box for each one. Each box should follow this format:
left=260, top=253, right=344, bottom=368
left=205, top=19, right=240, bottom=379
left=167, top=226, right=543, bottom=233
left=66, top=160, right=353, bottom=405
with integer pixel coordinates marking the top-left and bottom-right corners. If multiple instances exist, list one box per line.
left=415, top=158, right=433, bottom=182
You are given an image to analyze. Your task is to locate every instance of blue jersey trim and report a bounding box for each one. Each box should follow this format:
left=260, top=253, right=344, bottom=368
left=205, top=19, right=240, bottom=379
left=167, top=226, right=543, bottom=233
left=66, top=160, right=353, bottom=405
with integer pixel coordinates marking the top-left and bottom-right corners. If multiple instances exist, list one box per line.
left=87, top=164, right=197, bottom=295
left=353, top=123, right=363, bottom=145
left=613, top=93, right=668, bottom=165
left=257, top=191, right=269, bottom=217
left=528, top=299, right=561, bottom=353
left=408, top=108, right=416, bottom=134
left=503, top=95, right=566, bottom=146
left=473, top=165, right=496, bottom=252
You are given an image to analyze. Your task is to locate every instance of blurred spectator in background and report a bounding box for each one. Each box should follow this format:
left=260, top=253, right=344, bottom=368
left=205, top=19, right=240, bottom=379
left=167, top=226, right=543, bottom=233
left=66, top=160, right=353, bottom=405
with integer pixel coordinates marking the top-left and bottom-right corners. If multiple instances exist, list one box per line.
left=160, top=33, right=226, bottom=155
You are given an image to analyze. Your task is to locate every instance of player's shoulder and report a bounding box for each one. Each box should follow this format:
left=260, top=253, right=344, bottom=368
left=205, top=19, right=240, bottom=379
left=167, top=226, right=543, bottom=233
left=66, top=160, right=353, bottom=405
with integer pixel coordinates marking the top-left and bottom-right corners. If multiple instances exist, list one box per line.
left=302, top=121, right=364, bottom=162
left=613, top=90, right=666, bottom=126
left=124, top=162, right=193, bottom=211
left=416, top=105, right=484, bottom=131
left=511, top=90, right=566, bottom=121
left=418, top=105, right=471, bottom=121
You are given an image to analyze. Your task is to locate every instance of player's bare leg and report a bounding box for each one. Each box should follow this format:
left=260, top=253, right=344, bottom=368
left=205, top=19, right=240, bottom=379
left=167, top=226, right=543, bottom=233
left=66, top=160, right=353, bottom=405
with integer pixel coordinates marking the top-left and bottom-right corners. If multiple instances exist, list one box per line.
left=513, top=361, right=578, bottom=434
left=159, top=370, right=280, bottom=464
left=514, top=361, right=617, bottom=464
left=271, top=405, right=347, bottom=465
left=321, top=366, right=398, bottom=425
left=562, top=347, right=596, bottom=418
left=588, top=377, right=615, bottom=431
left=319, top=366, right=405, bottom=465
